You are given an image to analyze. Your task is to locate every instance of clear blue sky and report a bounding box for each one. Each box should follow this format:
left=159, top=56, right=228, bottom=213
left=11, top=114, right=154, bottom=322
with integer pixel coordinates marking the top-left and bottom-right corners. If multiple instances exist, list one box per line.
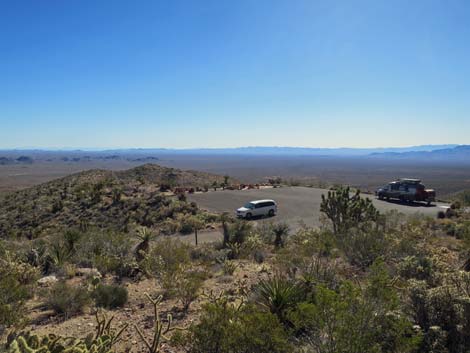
left=1, top=0, right=469, bottom=149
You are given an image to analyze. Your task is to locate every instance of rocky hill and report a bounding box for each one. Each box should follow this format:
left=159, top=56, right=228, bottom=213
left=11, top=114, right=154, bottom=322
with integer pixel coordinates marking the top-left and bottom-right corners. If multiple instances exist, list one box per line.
left=0, top=164, right=227, bottom=239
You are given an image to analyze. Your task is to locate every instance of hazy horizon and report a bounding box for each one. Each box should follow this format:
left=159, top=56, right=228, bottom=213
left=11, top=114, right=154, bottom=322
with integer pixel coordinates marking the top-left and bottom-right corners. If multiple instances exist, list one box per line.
left=0, top=144, right=462, bottom=151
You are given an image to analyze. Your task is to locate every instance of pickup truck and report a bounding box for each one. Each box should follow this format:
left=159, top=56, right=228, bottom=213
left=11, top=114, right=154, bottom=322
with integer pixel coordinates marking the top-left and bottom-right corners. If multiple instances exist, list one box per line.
left=376, top=178, right=436, bottom=205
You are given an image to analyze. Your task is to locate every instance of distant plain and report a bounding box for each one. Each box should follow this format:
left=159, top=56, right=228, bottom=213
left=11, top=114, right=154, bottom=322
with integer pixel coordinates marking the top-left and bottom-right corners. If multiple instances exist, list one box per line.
left=1, top=151, right=469, bottom=199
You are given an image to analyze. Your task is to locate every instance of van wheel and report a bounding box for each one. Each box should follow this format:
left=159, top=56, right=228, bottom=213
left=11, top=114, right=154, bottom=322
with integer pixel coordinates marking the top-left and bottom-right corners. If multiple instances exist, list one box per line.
left=245, top=213, right=252, bottom=220
left=268, top=209, right=275, bottom=217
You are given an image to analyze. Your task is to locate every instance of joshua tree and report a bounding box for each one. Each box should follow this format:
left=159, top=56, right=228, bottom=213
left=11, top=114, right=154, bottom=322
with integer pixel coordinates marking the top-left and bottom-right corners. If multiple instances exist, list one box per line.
left=320, top=186, right=379, bottom=235
left=188, top=216, right=204, bottom=246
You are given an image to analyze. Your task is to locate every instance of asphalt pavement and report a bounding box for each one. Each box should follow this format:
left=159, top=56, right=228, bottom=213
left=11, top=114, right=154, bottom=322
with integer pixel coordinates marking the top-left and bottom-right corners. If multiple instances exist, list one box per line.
left=188, top=186, right=448, bottom=232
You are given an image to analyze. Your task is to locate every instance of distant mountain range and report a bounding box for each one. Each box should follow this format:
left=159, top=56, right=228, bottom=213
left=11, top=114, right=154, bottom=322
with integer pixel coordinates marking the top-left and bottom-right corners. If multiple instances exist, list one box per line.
left=1, top=145, right=467, bottom=159
left=368, top=145, right=470, bottom=161
left=97, top=144, right=459, bottom=156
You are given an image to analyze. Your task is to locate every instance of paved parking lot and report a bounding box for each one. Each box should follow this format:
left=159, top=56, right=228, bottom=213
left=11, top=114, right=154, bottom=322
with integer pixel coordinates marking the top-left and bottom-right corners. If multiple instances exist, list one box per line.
left=189, top=186, right=448, bottom=230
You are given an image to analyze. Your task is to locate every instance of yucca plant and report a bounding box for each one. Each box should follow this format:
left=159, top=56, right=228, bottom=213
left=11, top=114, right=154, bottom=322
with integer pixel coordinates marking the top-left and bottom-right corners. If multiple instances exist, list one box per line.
left=135, top=227, right=156, bottom=261
left=253, top=276, right=304, bottom=323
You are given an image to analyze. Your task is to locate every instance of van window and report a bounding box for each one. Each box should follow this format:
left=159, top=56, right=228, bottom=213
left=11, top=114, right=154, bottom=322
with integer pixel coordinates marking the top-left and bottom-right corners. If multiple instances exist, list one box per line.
left=244, top=202, right=255, bottom=209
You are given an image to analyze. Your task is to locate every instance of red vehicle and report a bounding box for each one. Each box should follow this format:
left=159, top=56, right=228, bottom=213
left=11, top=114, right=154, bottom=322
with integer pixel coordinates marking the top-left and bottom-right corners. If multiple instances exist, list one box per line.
left=376, top=178, right=436, bottom=205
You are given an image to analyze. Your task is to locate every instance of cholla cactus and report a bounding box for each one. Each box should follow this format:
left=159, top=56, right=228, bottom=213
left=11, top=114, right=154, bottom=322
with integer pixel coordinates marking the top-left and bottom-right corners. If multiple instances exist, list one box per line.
left=6, top=312, right=127, bottom=353
left=134, top=293, right=176, bottom=353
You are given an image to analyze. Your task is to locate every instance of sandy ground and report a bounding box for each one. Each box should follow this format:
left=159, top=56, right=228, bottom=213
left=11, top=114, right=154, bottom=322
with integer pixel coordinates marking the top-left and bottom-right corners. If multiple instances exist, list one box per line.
left=185, top=186, right=449, bottom=244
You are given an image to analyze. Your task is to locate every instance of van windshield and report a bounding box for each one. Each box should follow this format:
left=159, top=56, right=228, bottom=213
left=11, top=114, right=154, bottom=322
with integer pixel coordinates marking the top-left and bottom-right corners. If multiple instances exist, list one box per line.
left=244, top=202, right=255, bottom=209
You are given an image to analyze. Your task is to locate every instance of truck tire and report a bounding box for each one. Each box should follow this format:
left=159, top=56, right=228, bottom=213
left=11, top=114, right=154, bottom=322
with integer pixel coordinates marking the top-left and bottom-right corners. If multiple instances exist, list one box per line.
left=245, top=213, right=252, bottom=220
left=268, top=209, right=275, bottom=217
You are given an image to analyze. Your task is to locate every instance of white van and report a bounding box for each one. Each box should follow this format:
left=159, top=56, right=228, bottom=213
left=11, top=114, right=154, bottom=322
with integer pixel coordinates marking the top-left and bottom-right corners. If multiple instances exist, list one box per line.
left=236, top=199, right=277, bottom=219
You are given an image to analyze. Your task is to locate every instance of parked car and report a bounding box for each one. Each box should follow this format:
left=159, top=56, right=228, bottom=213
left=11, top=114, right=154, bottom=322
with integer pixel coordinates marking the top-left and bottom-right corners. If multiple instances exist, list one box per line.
left=236, top=199, right=277, bottom=219
left=376, top=178, right=436, bottom=205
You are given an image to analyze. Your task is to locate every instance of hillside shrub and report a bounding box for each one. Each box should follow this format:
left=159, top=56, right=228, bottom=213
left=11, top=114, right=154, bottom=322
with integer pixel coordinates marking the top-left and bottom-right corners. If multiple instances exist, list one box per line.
left=399, top=255, right=435, bottom=282
left=288, top=282, right=419, bottom=353
left=46, top=281, right=91, bottom=317
left=180, top=299, right=291, bottom=353
left=92, top=284, right=128, bottom=309
left=0, top=249, right=39, bottom=331
left=407, top=276, right=470, bottom=353
left=339, top=224, right=391, bottom=268
left=172, top=269, right=207, bottom=312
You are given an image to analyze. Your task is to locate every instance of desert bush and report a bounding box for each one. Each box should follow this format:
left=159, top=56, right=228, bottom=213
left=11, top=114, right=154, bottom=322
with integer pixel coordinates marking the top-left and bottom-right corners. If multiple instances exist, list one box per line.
left=180, top=298, right=291, bottom=353
left=226, top=219, right=253, bottom=245
left=221, top=260, right=237, bottom=275
left=0, top=248, right=39, bottom=332
left=407, top=278, right=470, bottom=353
left=143, top=238, right=192, bottom=279
left=339, top=224, right=392, bottom=268
left=399, top=255, right=435, bottom=282
left=92, top=284, right=128, bottom=309
left=239, top=232, right=264, bottom=260
left=452, top=189, right=470, bottom=207
left=288, top=227, right=336, bottom=258
left=177, top=214, right=194, bottom=234
left=172, top=269, right=206, bottom=312
left=46, top=281, right=91, bottom=317
left=298, top=257, right=339, bottom=295
left=289, top=283, right=419, bottom=353
left=74, top=230, right=133, bottom=276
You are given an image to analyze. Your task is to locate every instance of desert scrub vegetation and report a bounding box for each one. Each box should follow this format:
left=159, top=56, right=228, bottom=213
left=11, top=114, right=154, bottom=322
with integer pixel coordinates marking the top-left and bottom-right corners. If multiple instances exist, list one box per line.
left=0, top=245, right=39, bottom=334
left=3, top=176, right=470, bottom=353
left=0, top=164, right=221, bottom=239
left=92, top=284, right=129, bottom=309
left=45, top=281, right=92, bottom=317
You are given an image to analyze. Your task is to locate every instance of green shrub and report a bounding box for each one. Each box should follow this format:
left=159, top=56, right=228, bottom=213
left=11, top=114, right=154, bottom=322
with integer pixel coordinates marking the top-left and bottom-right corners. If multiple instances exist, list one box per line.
left=143, top=238, right=192, bottom=280
left=181, top=299, right=291, bottom=353
left=227, top=220, right=253, bottom=245
left=339, top=224, right=391, bottom=268
left=0, top=250, right=39, bottom=330
left=399, top=255, right=435, bottom=282
left=407, top=277, right=470, bottom=353
left=172, top=270, right=206, bottom=312
left=46, top=281, right=91, bottom=317
left=92, top=284, right=128, bottom=309
left=288, top=282, right=419, bottom=353
left=221, top=260, right=237, bottom=275
left=74, top=230, right=133, bottom=276
left=178, top=219, right=194, bottom=235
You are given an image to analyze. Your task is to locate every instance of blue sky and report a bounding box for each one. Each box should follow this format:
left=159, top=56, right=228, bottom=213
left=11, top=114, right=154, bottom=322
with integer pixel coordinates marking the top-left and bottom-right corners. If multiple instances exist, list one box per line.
left=1, top=0, right=469, bottom=149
